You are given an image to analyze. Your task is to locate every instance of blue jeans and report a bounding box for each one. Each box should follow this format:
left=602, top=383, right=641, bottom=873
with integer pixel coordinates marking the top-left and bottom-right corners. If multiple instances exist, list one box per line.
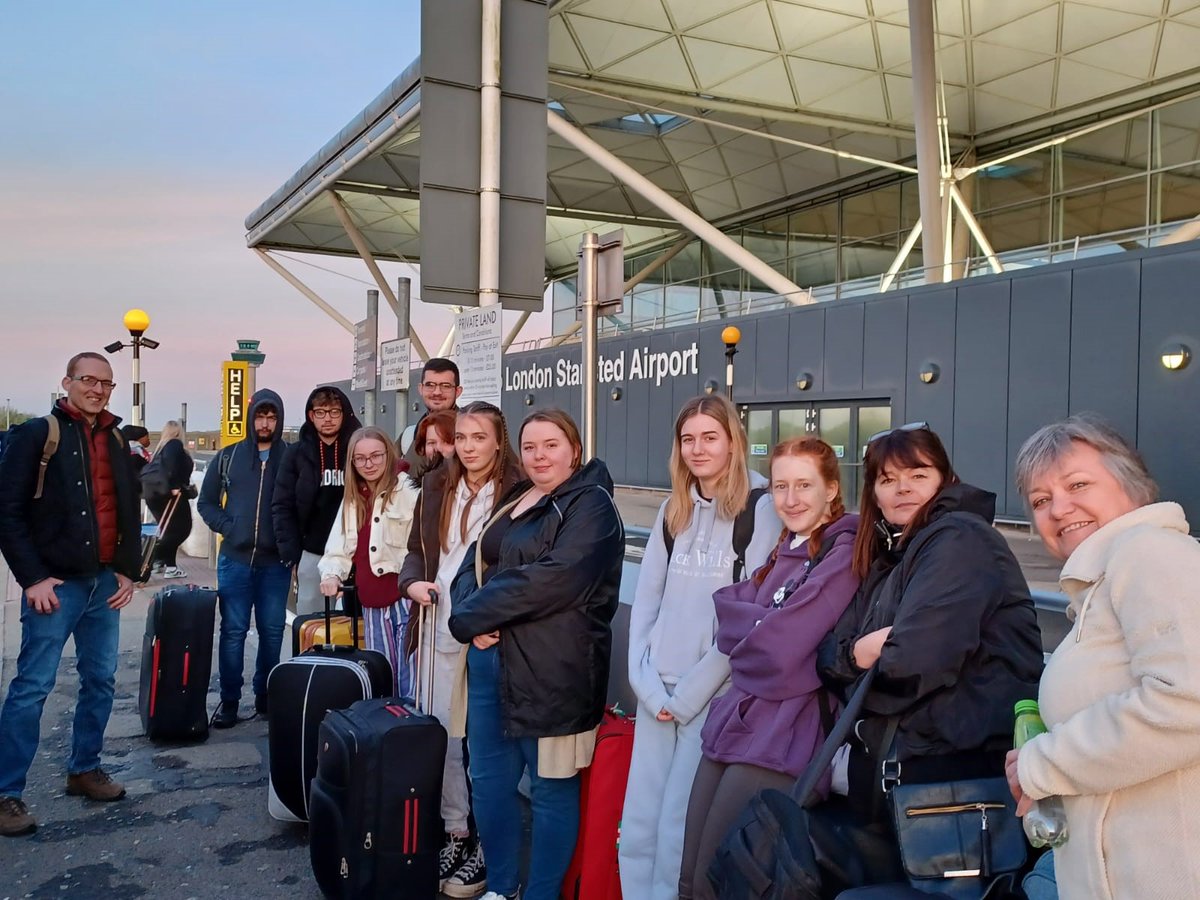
left=217, top=554, right=290, bottom=704
left=0, top=570, right=121, bottom=798
left=1023, top=850, right=1058, bottom=900
left=467, top=644, right=581, bottom=900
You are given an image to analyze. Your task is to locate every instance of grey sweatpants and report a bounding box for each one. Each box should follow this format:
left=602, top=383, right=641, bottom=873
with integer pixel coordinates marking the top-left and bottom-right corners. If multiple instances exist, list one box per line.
left=677, top=756, right=793, bottom=900
left=296, top=551, right=323, bottom=616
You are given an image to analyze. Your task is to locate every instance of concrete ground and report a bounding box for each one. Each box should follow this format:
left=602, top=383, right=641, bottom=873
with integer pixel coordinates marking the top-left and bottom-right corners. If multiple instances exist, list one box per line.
left=0, top=488, right=1062, bottom=899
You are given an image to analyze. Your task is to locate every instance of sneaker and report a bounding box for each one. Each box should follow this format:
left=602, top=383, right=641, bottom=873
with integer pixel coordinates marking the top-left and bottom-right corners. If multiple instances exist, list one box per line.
left=211, top=700, right=239, bottom=729
left=0, top=796, right=36, bottom=836
left=477, top=892, right=516, bottom=900
left=65, top=768, right=126, bottom=802
left=254, top=693, right=269, bottom=717
left=150, top=563, right=165, bottom=577
left=439, top=831, right=470, bottom=888
left=444, top=839, right=488, bottom=898
left=161, top=566, right=186, bottom=579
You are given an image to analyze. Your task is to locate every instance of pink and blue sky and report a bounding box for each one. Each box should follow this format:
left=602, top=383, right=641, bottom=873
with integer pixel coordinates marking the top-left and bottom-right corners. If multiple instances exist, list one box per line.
left=0, top=1, right=550, bottom=428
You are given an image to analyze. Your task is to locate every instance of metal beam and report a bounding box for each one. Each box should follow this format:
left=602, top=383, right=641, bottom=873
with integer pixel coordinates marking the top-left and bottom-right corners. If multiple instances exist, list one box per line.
left=547, top=110, right=812, bottom=305
left=1161, top=214, right=1200, bottom=245
left=880, top=220, right=923, bottom=292
left=502, top=310, right=532, bottom=352
left=907, top=0, right=945, bottom=283
left=253, top=249, right=355, bottom=334
left=949, top=183, right=1003, bottom=274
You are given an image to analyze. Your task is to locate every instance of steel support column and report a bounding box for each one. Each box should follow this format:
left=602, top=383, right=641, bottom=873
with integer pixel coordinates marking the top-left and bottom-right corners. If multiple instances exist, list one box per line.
left=908, top=0, right=945, bottom=283
left=547, top=110, right=812, bottom=305
left=254, top=249, right=355, bottom=334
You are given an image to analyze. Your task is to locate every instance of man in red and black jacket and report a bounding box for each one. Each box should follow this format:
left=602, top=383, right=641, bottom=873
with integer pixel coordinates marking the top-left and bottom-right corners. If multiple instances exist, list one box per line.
left=0, top=352, right=141, bottom=837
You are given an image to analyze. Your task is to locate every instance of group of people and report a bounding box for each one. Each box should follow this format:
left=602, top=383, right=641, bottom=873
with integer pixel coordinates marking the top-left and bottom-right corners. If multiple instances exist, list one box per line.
left=2, top=350, right=1200, bottom=900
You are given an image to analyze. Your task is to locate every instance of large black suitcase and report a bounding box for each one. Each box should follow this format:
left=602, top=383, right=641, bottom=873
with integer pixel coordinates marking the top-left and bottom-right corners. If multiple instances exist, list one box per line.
left=309, top=597, right=447, bottom=899
left=267, top=587, right=392, bottom=823
left=138, top=584, right=217, bottom=741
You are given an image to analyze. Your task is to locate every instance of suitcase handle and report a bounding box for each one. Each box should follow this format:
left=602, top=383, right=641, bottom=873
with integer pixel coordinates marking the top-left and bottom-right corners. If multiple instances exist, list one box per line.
left=323, top=584, right=361, bottom=650
left=413, top=589, right=437, bottom=715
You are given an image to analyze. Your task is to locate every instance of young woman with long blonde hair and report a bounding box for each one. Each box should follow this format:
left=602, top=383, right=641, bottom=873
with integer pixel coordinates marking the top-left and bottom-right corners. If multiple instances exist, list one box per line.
left=318, top=425, right=419, bottom=698
left=620, top=395, right=780, bottom=900
left=147, top=419, right=193, bottom=579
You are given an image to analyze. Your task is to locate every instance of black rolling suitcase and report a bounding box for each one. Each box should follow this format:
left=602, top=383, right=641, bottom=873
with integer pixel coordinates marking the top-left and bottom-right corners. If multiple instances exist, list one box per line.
left=138, top=584, right=217, bottom=741
left=267, top=586, right=393, bottom=823
left=309, top=594, right=447, bottom=899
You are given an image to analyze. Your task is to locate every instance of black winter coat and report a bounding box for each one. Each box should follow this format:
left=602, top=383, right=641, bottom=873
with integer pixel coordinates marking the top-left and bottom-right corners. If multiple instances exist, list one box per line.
left=448, top=459, right=625, bottom=738
left=817, top=483, right=1042, bottom=761
left=154, top=439, right=194, bottom=491
left=0, top=406, right=141, bottom=588
left=271, top=386, right=360, bottom=565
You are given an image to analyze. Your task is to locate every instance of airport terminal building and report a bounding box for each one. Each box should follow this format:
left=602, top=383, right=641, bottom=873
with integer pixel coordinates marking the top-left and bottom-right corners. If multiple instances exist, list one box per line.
left=246, top=0, right=1200, bottom=524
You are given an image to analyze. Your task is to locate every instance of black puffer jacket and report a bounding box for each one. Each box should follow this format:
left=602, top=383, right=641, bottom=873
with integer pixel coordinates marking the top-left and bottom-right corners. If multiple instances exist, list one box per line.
left=817, top=483, right=1042, bottom=761
left=271, top=386, right=361, bottom=565
left=448, top=459, right=625, bottom=738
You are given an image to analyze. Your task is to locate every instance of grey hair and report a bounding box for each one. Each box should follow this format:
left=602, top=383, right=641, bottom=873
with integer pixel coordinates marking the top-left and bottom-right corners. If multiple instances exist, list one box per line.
left=1014, top=414, right=1158, bottom=508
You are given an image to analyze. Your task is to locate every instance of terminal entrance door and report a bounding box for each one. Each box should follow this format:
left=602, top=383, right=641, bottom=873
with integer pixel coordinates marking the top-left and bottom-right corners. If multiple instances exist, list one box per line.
left=741, top=402, right=892, bottom=509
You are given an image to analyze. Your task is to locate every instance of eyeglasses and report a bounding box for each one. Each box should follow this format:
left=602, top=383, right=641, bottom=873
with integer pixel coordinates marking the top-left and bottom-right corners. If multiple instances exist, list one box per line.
left=421, top=381, right=457, bottom=393
left=352, top=451, right=387, bottom=466
left=69, top=375, right=116, bottom=391
left=310, top=408, right=343, bottom=420
left=866, top=421, right=930, bottom=445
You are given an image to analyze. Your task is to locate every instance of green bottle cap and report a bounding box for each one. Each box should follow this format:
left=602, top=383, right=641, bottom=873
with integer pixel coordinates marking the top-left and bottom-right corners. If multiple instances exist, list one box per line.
left=1014, top=699, right=1041, bottom=716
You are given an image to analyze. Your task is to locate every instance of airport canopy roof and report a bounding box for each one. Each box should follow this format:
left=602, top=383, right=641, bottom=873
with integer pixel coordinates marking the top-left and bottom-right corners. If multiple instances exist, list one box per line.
left=246, top=0, right=1200, bottom=278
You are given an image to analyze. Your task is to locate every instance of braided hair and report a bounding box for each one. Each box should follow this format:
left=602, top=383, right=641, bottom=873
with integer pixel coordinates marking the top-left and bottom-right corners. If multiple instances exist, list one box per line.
left=437, top=402, right=519, bottom=552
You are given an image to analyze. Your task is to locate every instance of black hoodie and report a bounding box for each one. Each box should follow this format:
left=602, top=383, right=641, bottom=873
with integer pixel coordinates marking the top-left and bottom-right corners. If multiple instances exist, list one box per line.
left=817, top=482, right=1043, bottom=761
left=198, top=389, right=288, bottom=565
left=271, top=386, right=362, bottom=564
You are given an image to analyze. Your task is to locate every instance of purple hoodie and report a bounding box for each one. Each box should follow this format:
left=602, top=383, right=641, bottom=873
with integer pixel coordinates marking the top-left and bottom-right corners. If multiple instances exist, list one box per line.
left=701, top=513, right=861, bottom=778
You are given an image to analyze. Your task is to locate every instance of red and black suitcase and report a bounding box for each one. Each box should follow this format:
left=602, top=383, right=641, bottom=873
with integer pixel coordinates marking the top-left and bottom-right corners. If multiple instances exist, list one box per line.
left=267, top=586, right=392, bottom=823
left=309, top=597, right=447, bottom=899
left=138, top=584, right=217, bottom=742
left=561, top=707, right=635, bottom=900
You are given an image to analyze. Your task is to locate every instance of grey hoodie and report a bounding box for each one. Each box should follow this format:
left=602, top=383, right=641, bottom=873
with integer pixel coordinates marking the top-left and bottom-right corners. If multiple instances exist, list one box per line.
left=627, top=471, right=781, bottom=725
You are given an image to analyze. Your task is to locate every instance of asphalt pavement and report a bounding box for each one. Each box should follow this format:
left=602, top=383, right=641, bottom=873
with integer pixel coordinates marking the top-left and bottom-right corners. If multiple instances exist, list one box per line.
left=0, top=487, right=1061, bottom=899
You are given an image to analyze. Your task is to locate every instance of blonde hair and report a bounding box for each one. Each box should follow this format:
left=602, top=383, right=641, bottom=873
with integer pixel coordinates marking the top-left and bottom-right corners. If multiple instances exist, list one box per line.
left=343, top=426, right=401, bottom=534
left=154, top=420, right=186, bottom=455
left=664, top=396, right=750, bottom=537
left=438, top=402, right=521, bottom=551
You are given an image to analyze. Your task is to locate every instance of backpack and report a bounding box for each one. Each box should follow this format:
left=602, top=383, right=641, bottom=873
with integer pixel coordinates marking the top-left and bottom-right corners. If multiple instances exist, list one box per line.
left=662, top=486, right=767, bottom=582
left=139, top=457, right=170, bottom=504
left=32, top=414, right=60, bottom=500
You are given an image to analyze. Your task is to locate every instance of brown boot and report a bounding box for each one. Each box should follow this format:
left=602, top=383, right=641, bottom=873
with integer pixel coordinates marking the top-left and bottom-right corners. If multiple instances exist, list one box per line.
left=0, top=796, right=37, bottom=836
left=65, top=768, right=126, bottom=802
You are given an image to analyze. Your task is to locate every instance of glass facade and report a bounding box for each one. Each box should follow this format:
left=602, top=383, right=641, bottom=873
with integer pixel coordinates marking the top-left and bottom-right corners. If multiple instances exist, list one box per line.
left=553, top=92, right=1200, bottom=337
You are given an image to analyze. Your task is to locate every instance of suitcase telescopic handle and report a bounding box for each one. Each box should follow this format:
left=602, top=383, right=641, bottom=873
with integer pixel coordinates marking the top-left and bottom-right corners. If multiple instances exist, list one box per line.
left=414, top=589, right=437, bottom=714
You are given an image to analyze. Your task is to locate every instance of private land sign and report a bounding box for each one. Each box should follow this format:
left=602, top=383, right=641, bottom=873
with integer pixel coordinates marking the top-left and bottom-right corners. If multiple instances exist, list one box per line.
left=454, top=308, right=503, bottom=406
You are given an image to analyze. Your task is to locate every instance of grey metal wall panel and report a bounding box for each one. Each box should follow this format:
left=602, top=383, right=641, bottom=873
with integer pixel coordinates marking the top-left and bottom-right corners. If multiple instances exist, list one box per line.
left=1069, top=260, right=1140, bottom=439
left=904, top=289, right=956, bottom=443
left=422, top=0, right=482, bottom=85
left=1006, top=271, right=1072, bottom=516
left=498, top=198, right=548, bottom=310
left=752, top=312, right=792, bottom=402
left=788, top=306, right=826, bottom=398
left=863, top=295, right=907, bottom=406
left=624, top=357, right=651, bottom=486
left=953, top=281, right=1011, bottom=501
left=671, top=328, right=702, bottom=414
left=1138, top=252, right=1200, bottom=522
left=645, top=331, right=680, bottom=485
left=499, top=0, right=549, bottom=100
left=823, top=304, right=865, bottom=392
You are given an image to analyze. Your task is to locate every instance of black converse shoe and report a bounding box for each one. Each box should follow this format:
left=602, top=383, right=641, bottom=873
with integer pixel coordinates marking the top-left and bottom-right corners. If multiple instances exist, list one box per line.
left=439, top=831, right=470, bottom=890
left=444, top=838, right=488, bottom=898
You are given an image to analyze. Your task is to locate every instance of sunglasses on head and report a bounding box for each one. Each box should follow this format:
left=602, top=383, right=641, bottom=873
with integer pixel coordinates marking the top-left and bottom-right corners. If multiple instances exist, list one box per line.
left=866, top=421, right=931, bottom=445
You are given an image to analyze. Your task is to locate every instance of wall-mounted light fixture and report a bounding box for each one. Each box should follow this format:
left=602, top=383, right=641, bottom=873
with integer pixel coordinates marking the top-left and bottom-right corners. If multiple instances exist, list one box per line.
left=1161, top=344, right=1191, bottom=371
left=795, top=371, right=814, bottom=391
left=918, top=362, right=940, bottom=385
left=703, top=378, right=720, bottom=396
left=524, top=393, right=535, bottom=406
left=412, top=401, right=421, bottom=412
left=379, top=403, right=387, bottom=415
left=610, top=387, right=623, bottom=402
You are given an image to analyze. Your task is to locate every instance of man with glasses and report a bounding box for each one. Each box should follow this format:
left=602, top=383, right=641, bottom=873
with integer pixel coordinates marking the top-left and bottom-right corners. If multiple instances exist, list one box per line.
left=198, top=389, right=290, bottom=729
left=0, top=352, right=141, bottom=836
left=272, top=386, right=361, bottom=615
left=399, top=357, right=462, bottom=468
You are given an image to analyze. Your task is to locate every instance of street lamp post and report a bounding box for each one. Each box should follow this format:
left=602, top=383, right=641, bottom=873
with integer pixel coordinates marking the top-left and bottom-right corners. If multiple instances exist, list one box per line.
left=5, top=398, right=10, bottom=430
left=721, top=325, right=742, bottom=401
left=105, top=309, right=160, bottom=427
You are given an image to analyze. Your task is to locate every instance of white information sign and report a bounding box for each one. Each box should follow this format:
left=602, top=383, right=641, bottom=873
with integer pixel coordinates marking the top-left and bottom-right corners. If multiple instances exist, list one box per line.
left=453, top=307, right=503, bottom=406
left=380, top=338, right=411, bottom=391
left=351, top=317, right=378, bottom=391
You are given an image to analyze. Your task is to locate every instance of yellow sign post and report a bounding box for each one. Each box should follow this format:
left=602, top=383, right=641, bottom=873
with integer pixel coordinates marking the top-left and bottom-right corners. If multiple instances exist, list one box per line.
left=221, top=361, right=249, bottom=447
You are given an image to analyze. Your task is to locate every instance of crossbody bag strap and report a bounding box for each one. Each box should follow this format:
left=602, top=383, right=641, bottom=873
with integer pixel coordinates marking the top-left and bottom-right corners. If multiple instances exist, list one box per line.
left=474, top=494, right=523, bottom=585
left=790, top=662, right=878, bottom=808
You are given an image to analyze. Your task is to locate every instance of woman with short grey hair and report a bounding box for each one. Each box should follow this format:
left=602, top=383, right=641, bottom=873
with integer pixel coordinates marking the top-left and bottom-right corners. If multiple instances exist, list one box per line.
left=1007, top=414, right=1200, bottom=900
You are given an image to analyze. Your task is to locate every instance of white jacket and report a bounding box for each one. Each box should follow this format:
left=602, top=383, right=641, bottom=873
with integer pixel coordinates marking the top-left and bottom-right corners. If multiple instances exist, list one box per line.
left=319, top=481, right=420, bottom=583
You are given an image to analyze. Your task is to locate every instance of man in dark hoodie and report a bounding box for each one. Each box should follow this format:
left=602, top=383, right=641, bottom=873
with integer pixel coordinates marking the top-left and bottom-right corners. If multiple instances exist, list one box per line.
left=198, top=389, right=289, bottom=728
left=271, top=386, right=361, bottom=615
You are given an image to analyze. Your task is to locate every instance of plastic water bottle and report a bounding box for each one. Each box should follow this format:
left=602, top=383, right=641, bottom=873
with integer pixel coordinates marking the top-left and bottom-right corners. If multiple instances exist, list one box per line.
left=1013, top=700, right=1069, bottom=848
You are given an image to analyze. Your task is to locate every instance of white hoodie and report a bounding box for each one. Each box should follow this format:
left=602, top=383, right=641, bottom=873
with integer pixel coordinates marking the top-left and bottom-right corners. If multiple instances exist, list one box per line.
left=627, top=471, right=780, bottom=725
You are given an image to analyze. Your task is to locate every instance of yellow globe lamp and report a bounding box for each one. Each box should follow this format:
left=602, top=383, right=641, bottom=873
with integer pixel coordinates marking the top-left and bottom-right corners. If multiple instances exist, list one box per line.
left=123, top=308, right=151, bottom=336
left=721, top=325, right=741, bottom=347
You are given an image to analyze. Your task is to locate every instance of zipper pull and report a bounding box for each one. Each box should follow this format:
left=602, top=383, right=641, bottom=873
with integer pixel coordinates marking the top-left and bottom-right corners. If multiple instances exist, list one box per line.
left=364, top=831, right=373, bottom=850
left=979, top=806, right=993, bottom=878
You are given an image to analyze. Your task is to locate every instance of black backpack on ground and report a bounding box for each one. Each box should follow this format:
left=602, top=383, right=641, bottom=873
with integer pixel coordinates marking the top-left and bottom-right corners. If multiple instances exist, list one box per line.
left=662, top=486, right=767, bottom=582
